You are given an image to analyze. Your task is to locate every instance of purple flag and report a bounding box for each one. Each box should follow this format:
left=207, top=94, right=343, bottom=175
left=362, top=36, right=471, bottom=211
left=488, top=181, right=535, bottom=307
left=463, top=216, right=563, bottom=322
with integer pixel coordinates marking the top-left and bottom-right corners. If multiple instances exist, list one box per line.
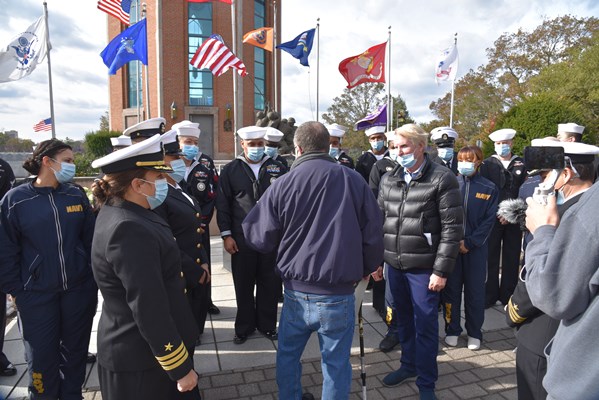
left=355, top=103, right=387, bottom=131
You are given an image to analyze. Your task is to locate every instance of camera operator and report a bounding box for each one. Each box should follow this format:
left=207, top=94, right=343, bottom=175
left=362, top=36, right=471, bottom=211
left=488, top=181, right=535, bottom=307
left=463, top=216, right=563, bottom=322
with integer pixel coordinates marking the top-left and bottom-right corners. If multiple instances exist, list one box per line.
left=523, top=140, right=599, bottom=400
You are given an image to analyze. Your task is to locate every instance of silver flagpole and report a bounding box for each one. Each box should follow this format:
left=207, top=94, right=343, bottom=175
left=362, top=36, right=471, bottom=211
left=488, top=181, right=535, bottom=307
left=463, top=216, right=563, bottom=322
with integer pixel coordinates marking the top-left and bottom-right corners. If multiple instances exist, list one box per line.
left=231, top=0, right=238, bottom=157
left=142, top=3, right=151, bottom=119
left=316, top=17, right=320, bottom=122
left=43, top=2, right=56, bottom=139
left=449, top=33, right=457, bottom=128
left=273, top=0, right=278, bottom=111
left=387, top=26, right=391, bottom=132
left=136, top=0, right=141, bottom=122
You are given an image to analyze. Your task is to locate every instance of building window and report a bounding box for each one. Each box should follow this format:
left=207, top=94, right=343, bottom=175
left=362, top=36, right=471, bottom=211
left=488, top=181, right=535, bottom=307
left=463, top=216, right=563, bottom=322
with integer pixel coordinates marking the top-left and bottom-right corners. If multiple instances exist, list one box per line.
left=254, top=0, right=266, bottom=110
left=126, top=2, right=142, bottom=109
left=188, top=3, right=214, bottom=106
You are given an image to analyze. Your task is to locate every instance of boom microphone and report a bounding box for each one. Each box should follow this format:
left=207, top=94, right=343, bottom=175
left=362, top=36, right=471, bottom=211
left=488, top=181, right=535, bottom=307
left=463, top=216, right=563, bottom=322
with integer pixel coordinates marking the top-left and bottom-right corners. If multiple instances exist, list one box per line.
left=497, top=198, right=528, bottom=230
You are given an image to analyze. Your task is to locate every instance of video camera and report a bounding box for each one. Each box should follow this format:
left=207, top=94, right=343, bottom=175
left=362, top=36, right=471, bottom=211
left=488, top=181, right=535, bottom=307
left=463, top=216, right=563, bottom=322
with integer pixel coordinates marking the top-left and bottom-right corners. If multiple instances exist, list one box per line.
left=523, top=146, right=565, bottom=204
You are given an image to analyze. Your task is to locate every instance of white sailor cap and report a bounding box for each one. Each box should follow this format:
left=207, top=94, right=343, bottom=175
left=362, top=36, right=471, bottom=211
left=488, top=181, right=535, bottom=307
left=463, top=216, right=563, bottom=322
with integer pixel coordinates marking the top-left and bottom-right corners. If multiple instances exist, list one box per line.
left=92, top=133, right=171, bottom=174
left=160, top=129, right=182, bottom=156
left=110, top=135, right=132, bottom=148
left=123, top=117, right=167, bottom=140
left=264, top=127, right=284, bottom=143
left=237, top=126, right=267, bottom=140
left=172, top=120, right=201, bottom=139
left=489, top=128, right=516, bottom=142
left=531, top=138, right=599, bottom=164
left=365, top=125, right=386, bottom=137
left=557, top=123, right=584, bottom=135
left=327, top=123, right=348, bottom=138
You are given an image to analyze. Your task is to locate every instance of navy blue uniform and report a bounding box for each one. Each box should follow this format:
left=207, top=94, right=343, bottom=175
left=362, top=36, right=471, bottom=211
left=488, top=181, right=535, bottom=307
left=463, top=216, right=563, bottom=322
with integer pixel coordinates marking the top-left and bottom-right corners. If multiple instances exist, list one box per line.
left=216, top=156, right=285, bottom=337
left=442, top=173, right=498, bottom=340
left=335, top=151, right=355, bottom=169
left=432, top=155, right=458, bottom=175
left=356, top=149, right=388, bottom=182
left=154, top=185, right=210, bottom=336
left=0, top=182, right=97, bottom=399
left=0, top=158, right=15, bottom=372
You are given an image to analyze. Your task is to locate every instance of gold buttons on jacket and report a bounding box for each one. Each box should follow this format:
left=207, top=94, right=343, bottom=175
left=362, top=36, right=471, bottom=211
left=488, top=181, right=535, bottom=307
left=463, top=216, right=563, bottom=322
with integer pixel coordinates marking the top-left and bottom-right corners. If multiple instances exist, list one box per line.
left=196, top=243, right=202, bottom=249
left=180, top=272, right=184, bottom=278
left=196, top=258, right=201, bottom=264
left=197, top=228, right=201, bottom=233
left=195, top=213, right=201, bottom=218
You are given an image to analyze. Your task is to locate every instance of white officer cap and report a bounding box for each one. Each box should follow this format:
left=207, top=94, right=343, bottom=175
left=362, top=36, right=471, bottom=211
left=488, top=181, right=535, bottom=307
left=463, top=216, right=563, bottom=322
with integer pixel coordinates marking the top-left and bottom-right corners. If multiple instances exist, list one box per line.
left=92, top=134, right=172, bottom=174
left=237, top=126, right=267, bottom=140
left=264, top=127, right=284, bottom=143
left=531, top=139, right=599, bottom=164
left=123, top=117, right=166, bottom=140
left=110, top=135, right=132, bottom=148
left=557, top=123, right=584, bottom=135
left=430, top=127, right=458, bottom=141
left=327, top=123, right=348, bottom=138
left=365, top=125, right=386, bottom=137
left=160, top=129, right=182, bottom=155
left=489, top=128, right=516, bottom=142
left=172, top=120, right=201, bottom=139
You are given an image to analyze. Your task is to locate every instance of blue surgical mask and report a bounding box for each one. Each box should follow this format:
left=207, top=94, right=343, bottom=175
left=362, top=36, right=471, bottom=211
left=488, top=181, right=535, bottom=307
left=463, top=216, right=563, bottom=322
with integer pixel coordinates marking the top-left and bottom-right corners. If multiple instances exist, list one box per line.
left=398, top=153, right=417, bottom=169
left=140, top=178, right=168, bottom=209
left=265, top=146, right=278, bottom=158
left=437, top=147, right=454, bottom=162
left=371, top=139, right=384, bottom=152
left=329, top=146, right=340, bottom=158
left=169, top=159, right=186, bottom=183
left=389, top=149, right=399, bottom=161
left=182, top=144, right=199, bottom=160
left=494, top=143, right=511, bottom=157
left=458, top=161, right=476, bottom=177
left=246, top=147, right=265, bottom=162
left=556, top=190, right=566, bottom=206
left=51, top=159, right=76, bottom=183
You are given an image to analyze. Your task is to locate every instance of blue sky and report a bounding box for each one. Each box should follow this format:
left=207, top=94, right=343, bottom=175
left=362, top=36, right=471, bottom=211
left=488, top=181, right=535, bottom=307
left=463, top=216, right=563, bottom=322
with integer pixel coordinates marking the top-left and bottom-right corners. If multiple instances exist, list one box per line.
left=0, top=0, right=597, bottom=142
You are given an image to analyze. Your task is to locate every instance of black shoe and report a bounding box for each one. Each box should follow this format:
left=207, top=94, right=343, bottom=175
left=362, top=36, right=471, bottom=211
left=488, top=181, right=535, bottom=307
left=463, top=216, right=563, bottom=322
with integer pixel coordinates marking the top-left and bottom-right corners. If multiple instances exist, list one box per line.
left=208, top=304, right=221, bottom=315
left=301, top=393, right=315, bottom=400
left=379, top=335, right=399, bottom=352
left=259, top=330, right=278, bottom=340
left=233, top=334, right=247, bottom=344
left=0, top=363, right=16, bottom=377
left=86, top=352, right=96, bottom=364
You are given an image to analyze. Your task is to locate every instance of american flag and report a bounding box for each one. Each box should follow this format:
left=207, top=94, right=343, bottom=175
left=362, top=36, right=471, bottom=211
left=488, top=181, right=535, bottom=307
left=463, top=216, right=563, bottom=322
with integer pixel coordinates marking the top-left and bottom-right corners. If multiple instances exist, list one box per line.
left=33, top=118, right=52, bottom=132
left=97, top=0, right=131, bottom=26
left=190, top=36, right=247, bottom=77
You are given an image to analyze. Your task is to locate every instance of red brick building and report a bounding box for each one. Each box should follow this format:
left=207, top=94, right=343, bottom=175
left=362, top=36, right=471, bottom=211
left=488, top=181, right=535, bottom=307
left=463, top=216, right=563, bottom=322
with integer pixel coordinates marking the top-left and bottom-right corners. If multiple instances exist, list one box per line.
left=106, top=0, right=281, bottom=159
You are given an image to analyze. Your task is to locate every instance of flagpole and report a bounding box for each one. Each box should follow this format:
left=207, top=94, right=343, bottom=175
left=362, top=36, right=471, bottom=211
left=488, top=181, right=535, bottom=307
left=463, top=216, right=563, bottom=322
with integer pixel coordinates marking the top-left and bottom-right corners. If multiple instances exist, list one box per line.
left=136, top=0, right=141, bottom=123
left=43, top=2, right=56, bottom=139
left=231, top=0, right=239, bottom=157
left=142, top=3, right=151, bottom=119
left=449, top=32, right=457, bottom=128
left=273, top=0, right=278, bottom=112
left=316, top=17, right=320, bottom=122
left=387, top=26, right=391, bottom=132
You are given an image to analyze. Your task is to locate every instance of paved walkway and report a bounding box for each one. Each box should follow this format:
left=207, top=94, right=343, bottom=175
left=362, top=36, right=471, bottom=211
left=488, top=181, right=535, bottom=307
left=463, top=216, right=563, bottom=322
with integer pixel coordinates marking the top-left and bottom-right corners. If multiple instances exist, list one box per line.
left=0, top=239, right=517, bottom=399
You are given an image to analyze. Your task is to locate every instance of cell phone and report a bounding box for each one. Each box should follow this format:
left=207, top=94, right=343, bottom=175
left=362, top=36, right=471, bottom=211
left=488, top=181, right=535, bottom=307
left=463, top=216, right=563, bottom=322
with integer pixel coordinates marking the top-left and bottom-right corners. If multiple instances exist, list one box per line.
left=523, top=146, right=565, bottom=171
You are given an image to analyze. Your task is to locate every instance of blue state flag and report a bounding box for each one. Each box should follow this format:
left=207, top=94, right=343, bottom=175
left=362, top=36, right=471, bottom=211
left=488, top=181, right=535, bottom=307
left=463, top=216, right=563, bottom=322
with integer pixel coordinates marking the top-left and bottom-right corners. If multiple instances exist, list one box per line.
left=276, top=28, right=315, bottom=67
left=100, top=18, right=147, bottom=75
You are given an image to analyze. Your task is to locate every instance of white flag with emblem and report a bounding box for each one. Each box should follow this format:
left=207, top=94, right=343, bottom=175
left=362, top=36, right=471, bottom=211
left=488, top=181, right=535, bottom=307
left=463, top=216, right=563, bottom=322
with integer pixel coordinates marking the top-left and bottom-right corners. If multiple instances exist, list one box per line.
left=0, top=16, right=49, bottom=83
left=435, top=44, right=458, bottom=84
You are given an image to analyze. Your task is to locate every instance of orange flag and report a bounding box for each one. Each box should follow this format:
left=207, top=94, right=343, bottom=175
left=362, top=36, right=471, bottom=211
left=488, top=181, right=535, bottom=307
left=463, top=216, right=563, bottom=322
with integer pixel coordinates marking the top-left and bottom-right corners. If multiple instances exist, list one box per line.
left=243, top=27, right=274, bottom=52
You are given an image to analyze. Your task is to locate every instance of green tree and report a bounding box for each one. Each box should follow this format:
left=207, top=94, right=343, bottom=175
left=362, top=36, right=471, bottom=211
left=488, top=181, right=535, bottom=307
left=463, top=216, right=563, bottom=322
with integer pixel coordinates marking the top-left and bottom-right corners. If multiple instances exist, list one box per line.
left=0, top=133, right=35, bottom=152
left=75, top=130, right=121, bottom=176
left=99, top=111, right=110, bottom=131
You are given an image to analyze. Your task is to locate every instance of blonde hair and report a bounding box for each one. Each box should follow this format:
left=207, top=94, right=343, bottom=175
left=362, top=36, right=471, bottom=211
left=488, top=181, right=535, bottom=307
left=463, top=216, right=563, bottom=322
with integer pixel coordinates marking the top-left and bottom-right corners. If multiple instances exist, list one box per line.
left=395, top=124, right=429, bottom=147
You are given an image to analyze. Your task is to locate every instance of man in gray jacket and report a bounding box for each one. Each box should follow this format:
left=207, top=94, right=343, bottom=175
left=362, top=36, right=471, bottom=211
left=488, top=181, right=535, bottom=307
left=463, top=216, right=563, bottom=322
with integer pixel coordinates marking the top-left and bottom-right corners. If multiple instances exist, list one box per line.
left=525, top=142, right=599, bottom=400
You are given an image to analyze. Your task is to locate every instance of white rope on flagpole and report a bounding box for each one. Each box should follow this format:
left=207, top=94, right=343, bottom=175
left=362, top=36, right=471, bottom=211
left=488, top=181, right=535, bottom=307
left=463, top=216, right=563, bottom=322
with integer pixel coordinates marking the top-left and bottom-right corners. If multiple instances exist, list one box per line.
left=449, top=33, right=457, bottom=128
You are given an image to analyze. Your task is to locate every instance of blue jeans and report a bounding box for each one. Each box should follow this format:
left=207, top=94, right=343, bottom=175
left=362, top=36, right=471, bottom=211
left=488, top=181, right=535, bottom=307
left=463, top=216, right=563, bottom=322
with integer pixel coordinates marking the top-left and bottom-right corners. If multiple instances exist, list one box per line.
left=276, top=289, right=355, bottom=400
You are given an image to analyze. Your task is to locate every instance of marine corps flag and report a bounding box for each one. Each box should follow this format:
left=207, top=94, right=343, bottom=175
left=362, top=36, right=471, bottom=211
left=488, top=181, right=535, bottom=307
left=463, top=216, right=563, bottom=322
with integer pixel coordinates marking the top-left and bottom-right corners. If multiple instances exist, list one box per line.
left=339, top=42, right=386, bottom=89
left=243, top=27, right=273, bottom=52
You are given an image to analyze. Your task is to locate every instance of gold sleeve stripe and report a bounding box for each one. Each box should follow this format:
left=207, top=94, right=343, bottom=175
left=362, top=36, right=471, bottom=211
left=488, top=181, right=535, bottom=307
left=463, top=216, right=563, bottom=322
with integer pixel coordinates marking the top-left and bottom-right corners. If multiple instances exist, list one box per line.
left=155, top=342, right=185, bottom=362
left=508, top=299, right=526, bottom=324
left=161, top=348, right=189, bottom=371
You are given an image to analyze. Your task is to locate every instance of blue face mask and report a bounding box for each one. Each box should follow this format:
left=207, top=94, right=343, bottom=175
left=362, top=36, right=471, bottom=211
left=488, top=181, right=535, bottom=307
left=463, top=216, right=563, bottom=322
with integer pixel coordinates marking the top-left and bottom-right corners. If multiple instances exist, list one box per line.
left=371, top=139, right=384, bottom=152
left=494, top=143, right=511, bottom=157
left=437, top=147, right=454, bottom=162
left=398, top=153, right=417, bottom=169
left=169, top=159, right=186, bottom=183
left=51, top=159, right=76, bottom=183
left=457, top=161, right=476, bottom=177
left=182, top=144, right=199, bottom=160
left=389, top=149, right=399, bottom=161
left=329, top=146, right=340, bottom=158
left=265, top=146, right=278, bottom=158
left=246, top=147, right=265, bottom=162
left=140, top=178, right=168, bottom=209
